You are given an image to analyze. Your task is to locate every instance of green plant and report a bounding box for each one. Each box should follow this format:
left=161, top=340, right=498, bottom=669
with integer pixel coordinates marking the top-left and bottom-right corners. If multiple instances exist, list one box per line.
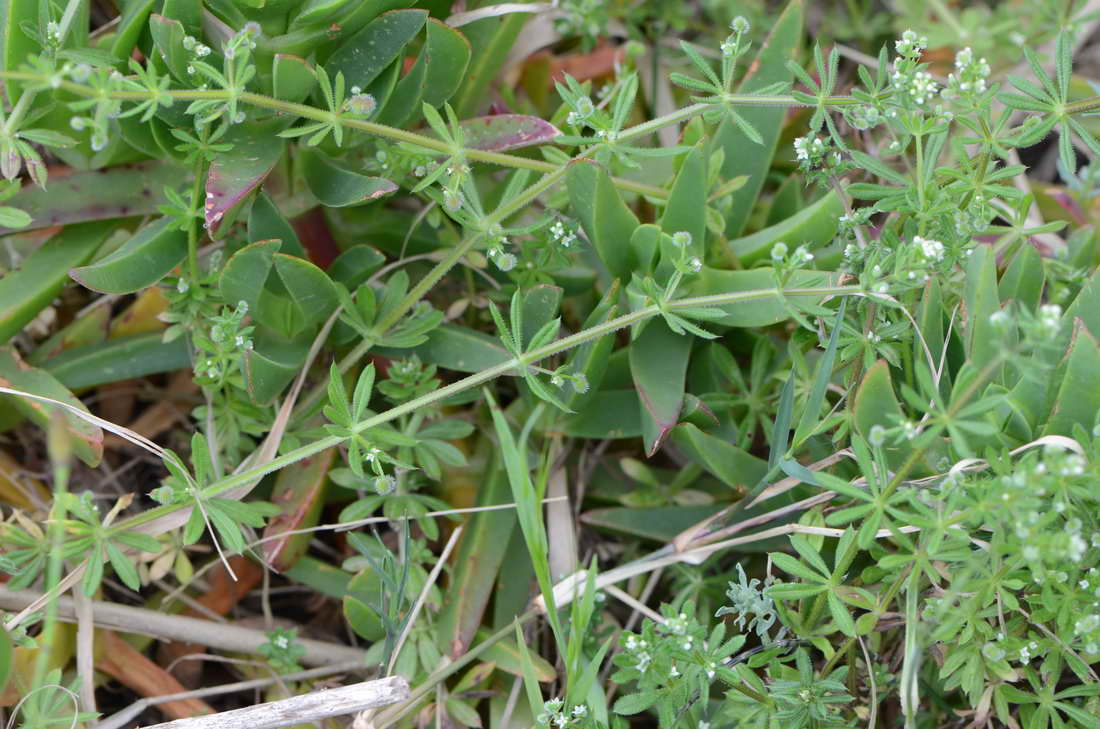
left=3, top=1, right=1100, bottom=728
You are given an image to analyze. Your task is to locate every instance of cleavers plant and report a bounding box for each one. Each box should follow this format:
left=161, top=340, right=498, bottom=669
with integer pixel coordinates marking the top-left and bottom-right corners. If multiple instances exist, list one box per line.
left=2, top=1, right=1100, bottom=728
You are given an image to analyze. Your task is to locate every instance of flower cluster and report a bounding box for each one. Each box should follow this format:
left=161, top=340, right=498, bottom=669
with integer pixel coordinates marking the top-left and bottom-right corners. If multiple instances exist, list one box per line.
left=890, top=30, right=940, bottom=108
left=720, top=16, right=751, bottom=58
left=192, top=300, right=253, bottom=388
left=944, top=47, right=992, bottom=104
left=894, top=29, right=928, bottom=59
left=549, top=220, right=579, bottom=249
left=536, top=698, right=589, bottom=728
left=670, top=231, right=703, bottom=273
left=914, top=235, right=946, bottom=262
left=770, top=241, right=814, bottom=268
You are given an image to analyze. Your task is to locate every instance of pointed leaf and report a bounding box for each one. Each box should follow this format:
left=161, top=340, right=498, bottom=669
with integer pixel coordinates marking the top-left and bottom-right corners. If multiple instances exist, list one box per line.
left=458, top=115, right=562, bottom=152
left=0, top=346, right=102, bottom=466
left=328, top=9, right=428, bottom=90
left=630, top=320, right=692, bottom=456
left=70, top=217, right=186, bottom=294
left=206, top=125, right=286, bottom=235
left=714, top=0, right=803, bottom=236
left=301, top=147, right=397, bottom=208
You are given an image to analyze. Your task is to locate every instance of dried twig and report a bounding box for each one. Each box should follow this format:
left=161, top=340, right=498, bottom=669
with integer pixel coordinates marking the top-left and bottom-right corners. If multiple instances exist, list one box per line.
left=92, top=660, right=368, bottom=729
left=0, top=588, right=363, bottom=666
left=138, top=676, right=409, bottom=729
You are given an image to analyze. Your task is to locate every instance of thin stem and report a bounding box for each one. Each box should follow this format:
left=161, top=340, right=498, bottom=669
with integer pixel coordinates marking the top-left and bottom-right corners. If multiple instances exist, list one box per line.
left=111, top=284, right=860, bottom=537
left=1066, top=95, right=1100, bottom=114
left=0, top=72, right=667, bottom=198
left=32, top=423, right=72, bottom=691
left=292, top=166, right=567, bottom=418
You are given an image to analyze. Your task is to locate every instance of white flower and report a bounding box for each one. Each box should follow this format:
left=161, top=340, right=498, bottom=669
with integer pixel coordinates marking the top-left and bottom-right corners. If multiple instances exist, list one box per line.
left=869, top=424, right=887, bottom=447
left=672, top=231, right=692, bottom=248
left=913, top=235, right=945, bottom=261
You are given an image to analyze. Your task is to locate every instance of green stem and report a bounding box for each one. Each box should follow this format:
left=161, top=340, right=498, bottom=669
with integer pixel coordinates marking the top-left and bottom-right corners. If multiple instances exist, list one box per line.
left=32, top=427, right=72, bottom=691
left=111, top=283, right=861, bottom=536
left=2, top=87, right=36, bottom=134
left=1066, top=95, right=1100, bottom=115
left=0, top=69, right=860, bottom=196
left=186, top=149, right=209, bottom=281
left=293, top=166, right=568, bottom=418
left=880, top=349, right=1012, bottom=500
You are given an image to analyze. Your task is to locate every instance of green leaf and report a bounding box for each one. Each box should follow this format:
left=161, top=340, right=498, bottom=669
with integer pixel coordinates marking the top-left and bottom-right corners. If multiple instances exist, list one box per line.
left=963, top=244, right=1001, bottom=375
left=0, top=221, right=116, bottom=344
left=520, top=284, right=563, bottom=349
left=106, top=541, right=142, bottom=592
left=0, top=621, right=11, bottom=695
left=376, top=323, right=511, bottom=373
left=345, top=593, right=386, bottom=642
left=148, top=14, right=190, bottom=82
left=221, top=239, right=280, bottom=316
left=999, top=242, right=1044, bottom=312
left=852, top=360, right=905, bottom=441
left=301, top=147, right=397, bottom=208
left=436, top=450, right=517, bottom=656
left=205, top=124, right=286, bottom=236
left=374, top=42, right=428, bottom=127
left=423, top=18, right=471, bottom=106
left=327, top=9, right=428, bottom=90
left=329, top=245, right=386, bottom=290
left=827, top=591, right=857, bottom=636
left=0, top=206, right=30, bottom=228
left=70, top=217, right=186, bottom=294
left=793, top=298, right=846, bottom=445
left=451, top=10, right=529, bottom=118
left=0, top=162, right=178, bottom=234
left=630, top=320, right=692, bottom=456
left=563, top=390, right=642, bottom=439
left=1, top=0, right=41, bottom=104
left=244, top=328, right=311, bottom=404
left=248, top=191, right=306, bottom=258
left=728, top=189, right=843, bottom=265
left=273, top=54, right=317, bottom=103
left=659, top=141, right=707, bottom=263
left=566, top=160, right=640, bottom=280
left=713, top=0, right=802, bottom=236
left=770, top=552, right=825, bottom=584
left=271, top=253, right=341, bottom=333
left=1044, top=321, right=1100, bottom=436
left=0, top=346, right=102, bottom=466
left=44, top=332, right=189, bottom=391
left=614, top=691, right=659, bottom=715
left=669, top=423, right=768, bottom=490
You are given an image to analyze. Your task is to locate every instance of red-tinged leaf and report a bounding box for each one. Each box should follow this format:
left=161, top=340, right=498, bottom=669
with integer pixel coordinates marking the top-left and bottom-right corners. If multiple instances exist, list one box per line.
left=301, top=147, right=397, bottom=208
left=262, top=448, right=335, bottom=571
left=205, top=125, right=286, bottom=236
left=0, top=163, right=178, bottom=234
left=630, top=320, right=692, bottom=456
left=459, top=114, right=562, bottom=152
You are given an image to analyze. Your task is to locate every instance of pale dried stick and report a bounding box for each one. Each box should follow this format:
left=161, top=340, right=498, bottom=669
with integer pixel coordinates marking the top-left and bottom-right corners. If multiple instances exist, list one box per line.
left=138, top=676, right=409, bottom=729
